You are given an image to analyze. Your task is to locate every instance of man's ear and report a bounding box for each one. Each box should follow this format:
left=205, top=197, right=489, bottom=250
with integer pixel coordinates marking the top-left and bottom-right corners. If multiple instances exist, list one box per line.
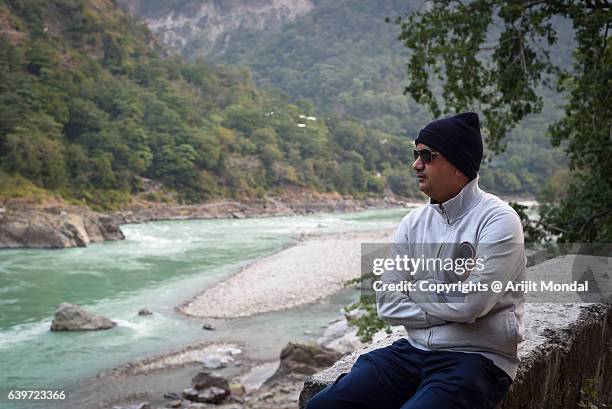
left=454, top=168, right=469, bottom=183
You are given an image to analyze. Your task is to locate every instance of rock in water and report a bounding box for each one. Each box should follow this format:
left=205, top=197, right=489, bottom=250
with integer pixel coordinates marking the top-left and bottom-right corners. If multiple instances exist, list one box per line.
left=138, top=308, right=153, bottom=316
left=50, top=303, right=116, bottom=331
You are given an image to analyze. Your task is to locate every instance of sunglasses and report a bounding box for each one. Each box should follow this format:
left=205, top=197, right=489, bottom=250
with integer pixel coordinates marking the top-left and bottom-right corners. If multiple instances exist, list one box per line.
left=413, top=149, right=439, bottom=164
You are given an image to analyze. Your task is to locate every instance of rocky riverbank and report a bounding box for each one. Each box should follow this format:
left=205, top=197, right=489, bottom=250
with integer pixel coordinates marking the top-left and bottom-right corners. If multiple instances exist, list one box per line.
left=178, top=229, right=394, bottom=319
left=0, top=190, right=416, bottom=249
left=0, top=204, right=125, bottom=249
left=84, top=306, right=394, bottom=409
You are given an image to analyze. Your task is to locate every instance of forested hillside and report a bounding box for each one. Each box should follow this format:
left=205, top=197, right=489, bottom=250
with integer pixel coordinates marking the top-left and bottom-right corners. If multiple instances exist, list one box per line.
left=0, top=0, right=422, bottom=210
left=128, top=0, right=570, bottom=196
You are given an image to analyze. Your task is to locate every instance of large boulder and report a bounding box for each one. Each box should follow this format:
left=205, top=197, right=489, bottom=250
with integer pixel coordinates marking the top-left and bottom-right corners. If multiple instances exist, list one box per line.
left=50, top=303, right=116, bottom=331
left=266, top=342, right=342, bottom=384
left=0, top=206, right=124, bottom=249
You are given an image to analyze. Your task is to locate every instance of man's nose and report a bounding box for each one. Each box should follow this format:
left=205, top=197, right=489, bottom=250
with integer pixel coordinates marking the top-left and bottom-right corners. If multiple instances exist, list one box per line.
left=412, top=157, right=425, bottom=171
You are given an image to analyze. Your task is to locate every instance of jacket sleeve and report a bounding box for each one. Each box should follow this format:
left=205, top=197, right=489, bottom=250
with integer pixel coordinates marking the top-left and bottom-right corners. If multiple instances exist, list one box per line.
left=407, top=210, right=526, bottom=323
left=375, top=223, right=447, bottom=328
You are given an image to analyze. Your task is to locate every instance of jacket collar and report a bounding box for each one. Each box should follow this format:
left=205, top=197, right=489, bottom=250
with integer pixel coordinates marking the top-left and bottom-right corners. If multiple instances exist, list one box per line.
left=429, top=176, right=483, bottom=224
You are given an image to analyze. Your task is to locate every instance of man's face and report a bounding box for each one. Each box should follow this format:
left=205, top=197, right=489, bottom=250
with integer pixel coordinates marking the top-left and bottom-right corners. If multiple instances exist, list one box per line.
left=413, top=143, right=461, bottom=202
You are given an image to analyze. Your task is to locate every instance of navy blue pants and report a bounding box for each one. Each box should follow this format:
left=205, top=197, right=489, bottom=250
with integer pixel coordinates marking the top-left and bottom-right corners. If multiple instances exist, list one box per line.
left=306, top=338, right=512, bottom=409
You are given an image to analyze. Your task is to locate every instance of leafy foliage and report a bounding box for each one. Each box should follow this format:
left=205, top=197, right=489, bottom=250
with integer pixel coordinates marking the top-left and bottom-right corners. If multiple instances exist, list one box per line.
left=394, top=0, right=611, bottom=242
left=343, top=0, right=611, bottom=339
left=577, top=378, right=605, bottom=409
left=345, top=300, right=391, bottom=343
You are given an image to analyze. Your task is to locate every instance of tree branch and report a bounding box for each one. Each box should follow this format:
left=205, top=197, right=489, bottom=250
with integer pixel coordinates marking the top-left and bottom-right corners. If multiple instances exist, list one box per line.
left=600, top=21, right=609, bottom=65
left=527, top=219, right=569, bottom=234
left=578, top=209, right=612, bottom=237
left=585, top=0, right=612, bottom=10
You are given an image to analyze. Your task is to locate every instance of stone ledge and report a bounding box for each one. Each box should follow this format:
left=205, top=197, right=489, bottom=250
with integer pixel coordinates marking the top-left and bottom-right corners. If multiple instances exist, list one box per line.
left=299, top=256, right=612, bottom=409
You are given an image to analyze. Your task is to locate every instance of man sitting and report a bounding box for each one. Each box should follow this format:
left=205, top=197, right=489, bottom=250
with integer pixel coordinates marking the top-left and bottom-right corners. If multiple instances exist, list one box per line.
left=307, top=112, right=525, bottom=409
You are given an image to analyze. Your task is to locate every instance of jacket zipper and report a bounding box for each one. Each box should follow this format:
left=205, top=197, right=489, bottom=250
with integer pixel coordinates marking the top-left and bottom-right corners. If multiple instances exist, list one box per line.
left=439, top=203, right=450, bottom=225
left=428, top=203, right=450, bottom=349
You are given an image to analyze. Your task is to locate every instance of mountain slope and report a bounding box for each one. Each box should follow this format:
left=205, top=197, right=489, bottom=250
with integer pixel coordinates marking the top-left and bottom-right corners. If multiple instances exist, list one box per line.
left=120, top=0, right=314, bottom=52
left=0, top=0, right=420, bottom=210
left=126, top=0, right=569, bottom=196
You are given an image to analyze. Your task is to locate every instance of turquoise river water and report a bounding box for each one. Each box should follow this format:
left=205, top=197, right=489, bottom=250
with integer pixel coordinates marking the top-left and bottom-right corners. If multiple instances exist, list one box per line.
left=0, top=207, right=412, bottom=409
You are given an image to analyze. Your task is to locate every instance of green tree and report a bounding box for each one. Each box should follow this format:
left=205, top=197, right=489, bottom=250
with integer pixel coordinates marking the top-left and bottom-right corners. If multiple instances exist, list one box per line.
left=222, top=104, right=263, bottom=135
left=332, top=120, right=366, bottom=151
left=334, top=161, right=354, bottom=194
left=393, top=0, right=611, bottom=242
left=25, top=39, right=57, bottom=76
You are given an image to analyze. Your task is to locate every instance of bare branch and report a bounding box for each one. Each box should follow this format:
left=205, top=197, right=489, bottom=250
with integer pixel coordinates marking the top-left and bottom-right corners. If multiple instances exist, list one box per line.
left=478, top=33, right=520, bottom=51
left=518, top=34, right=528, bottom=77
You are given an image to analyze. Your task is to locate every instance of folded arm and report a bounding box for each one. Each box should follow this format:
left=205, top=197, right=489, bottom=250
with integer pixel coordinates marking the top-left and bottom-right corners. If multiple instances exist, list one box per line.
left=407, top=211, right=525, bottom=323
left=375, top=230, right=446, bottom=328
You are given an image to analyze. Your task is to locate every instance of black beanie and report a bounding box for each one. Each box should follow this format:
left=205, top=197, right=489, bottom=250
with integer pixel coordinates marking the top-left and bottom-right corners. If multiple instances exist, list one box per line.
left=414, top=112, right=483, bottom=181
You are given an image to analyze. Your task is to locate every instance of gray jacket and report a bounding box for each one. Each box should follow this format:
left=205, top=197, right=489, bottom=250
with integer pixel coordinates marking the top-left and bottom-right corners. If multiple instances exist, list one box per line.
left=376, top=177, right=526, bottom=379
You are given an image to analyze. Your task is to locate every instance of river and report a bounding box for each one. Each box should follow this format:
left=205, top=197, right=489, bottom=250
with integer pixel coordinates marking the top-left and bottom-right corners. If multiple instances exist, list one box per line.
left=0, top=207, right=411, bottom=408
